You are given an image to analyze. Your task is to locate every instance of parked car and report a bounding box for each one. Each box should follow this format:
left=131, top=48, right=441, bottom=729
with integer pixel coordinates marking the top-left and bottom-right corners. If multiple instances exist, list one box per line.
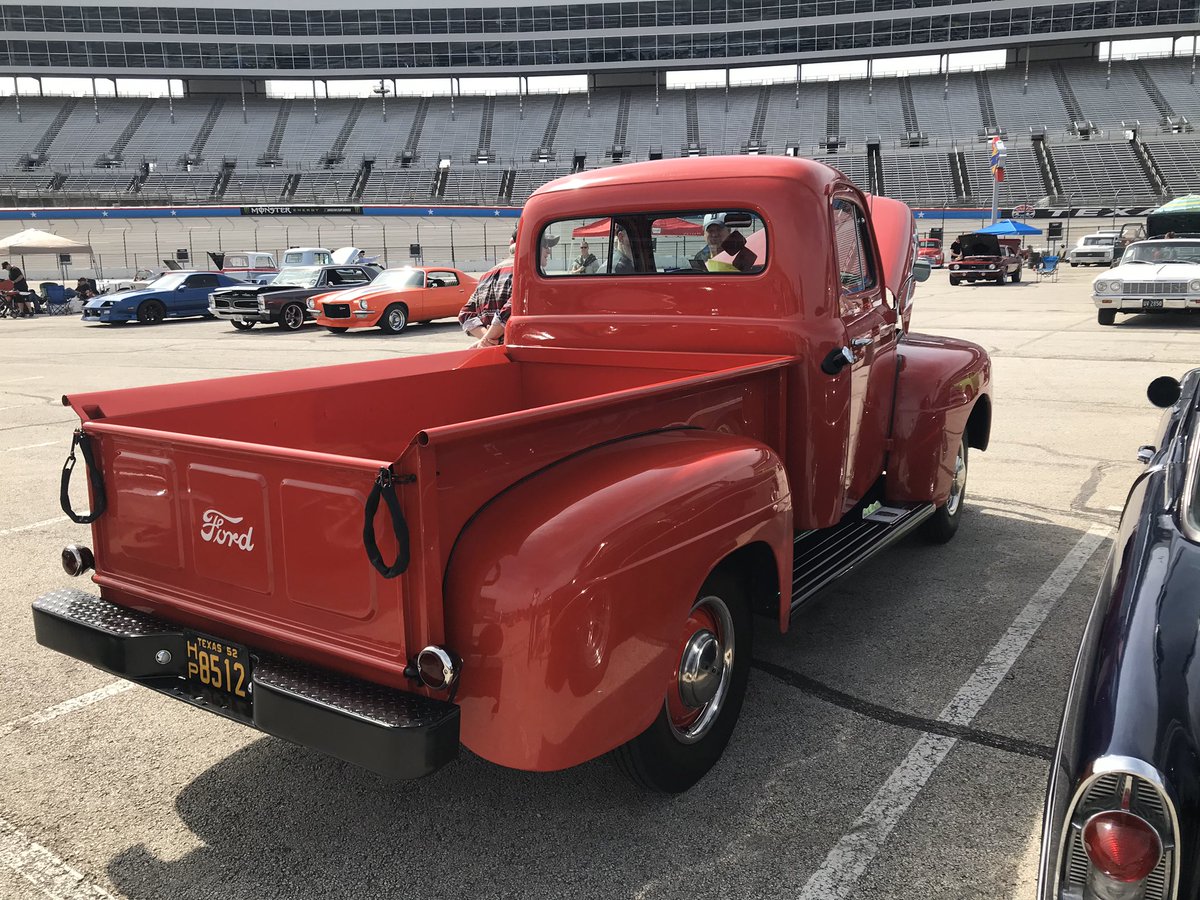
left=209, top=265, right=378, bottom=331
left=36, top=156, right=990, bottom=793
left=80, top=271, right=242, bottom=325
left=948, top=233, right=1022, bottom=285
left=1068, top=231, right=1123, bottom=267
left=1036, top=370, right=1198, bottom=900
left=918, top=237, right=945, bottom=267
left=96, top=268, right=158, bottom=294
left=1093, top=237, right=1200, bottom=325
left=312, top=265, right=478, bottom=334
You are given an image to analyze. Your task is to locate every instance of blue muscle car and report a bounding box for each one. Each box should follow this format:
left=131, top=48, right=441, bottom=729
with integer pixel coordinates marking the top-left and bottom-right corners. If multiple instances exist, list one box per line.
left=1038, top=370, right=1200, bottom=900
left=81, top=271, right=242, bottom=325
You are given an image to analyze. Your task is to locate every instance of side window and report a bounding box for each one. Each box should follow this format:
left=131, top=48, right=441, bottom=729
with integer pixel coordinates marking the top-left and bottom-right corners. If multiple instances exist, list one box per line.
left=335, top=267, right=369, bottom=285
left=186, top=274, right=219, bottom=289
left=831, top=198, right=876, bottom=295
left=428, top=271, right=459, bottom=287
left=223, top=254, right=248, bottom=269
left=315, top=252, right=333, bottom=266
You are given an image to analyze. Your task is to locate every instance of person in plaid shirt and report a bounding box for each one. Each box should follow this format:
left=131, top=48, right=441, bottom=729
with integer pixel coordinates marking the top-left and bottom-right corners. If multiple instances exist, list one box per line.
left=459, top=230, right=558, bottom=348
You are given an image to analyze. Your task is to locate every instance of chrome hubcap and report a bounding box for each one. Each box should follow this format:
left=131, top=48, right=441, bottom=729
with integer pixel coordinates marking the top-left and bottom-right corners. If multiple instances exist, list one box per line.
left=679, top=630, right=722, bottom=707
left=668, top=595, right=735, bottom=744
left=946, top=443, right=966, bottom=516
left=389, top=310, right=403, bottom=329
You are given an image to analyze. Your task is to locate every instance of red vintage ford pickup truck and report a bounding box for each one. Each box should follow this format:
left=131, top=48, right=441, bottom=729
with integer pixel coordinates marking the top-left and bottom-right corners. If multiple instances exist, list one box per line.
left=36, top=157, right=991, bottom=793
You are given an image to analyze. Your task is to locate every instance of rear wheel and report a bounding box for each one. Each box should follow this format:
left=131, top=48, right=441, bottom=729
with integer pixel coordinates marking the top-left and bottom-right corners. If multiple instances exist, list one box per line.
left=278, top=303, right=306, bottom=331
left=231, top=320, right=255, bottom=331
left=379, top=303, right=409, bottom=335
left=1097, top=309, right=1117, bottom=326
left=923, top=437, right=967, bottom=544
left=136, top=299, right=165, bottom=325
left=612, top=569, right=751, bottom=793
left=326, top=326, right=349, bottom=334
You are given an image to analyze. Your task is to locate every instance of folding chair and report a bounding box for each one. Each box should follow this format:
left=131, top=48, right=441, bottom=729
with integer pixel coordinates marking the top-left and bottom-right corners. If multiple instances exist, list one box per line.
left=1036, top=255, right=1060, bottom=282
left=43, top=284, right=76, bottom=315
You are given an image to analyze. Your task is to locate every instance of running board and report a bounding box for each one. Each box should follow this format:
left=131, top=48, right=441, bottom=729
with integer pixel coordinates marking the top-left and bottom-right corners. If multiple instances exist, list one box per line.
left=790, top=502, right=936, bottom=611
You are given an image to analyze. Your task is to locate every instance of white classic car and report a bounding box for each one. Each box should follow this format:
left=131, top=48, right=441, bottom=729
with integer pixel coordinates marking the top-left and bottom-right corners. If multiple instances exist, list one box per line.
left=1093, top=238, right=1200, bottom=325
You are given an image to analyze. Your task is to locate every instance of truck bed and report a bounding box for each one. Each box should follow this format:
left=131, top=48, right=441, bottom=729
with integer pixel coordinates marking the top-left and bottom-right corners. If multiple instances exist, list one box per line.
left=67, top=346, right=794, bottom=687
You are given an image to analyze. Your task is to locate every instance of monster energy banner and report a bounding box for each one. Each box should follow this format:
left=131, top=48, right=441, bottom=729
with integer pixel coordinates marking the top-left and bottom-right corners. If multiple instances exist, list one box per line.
left=240, top=205, right=363, bottom=216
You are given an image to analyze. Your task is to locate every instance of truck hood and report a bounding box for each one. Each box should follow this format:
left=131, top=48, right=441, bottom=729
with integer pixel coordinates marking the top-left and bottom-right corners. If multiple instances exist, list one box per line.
left=314, top=283, right=417, bottom=306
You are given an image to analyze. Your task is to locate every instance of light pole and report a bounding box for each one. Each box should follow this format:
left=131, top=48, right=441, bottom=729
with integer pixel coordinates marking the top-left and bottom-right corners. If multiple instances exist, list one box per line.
left=374, top=79, right=390, bottom=123
left=1111, top=190, right=1122, bottom=231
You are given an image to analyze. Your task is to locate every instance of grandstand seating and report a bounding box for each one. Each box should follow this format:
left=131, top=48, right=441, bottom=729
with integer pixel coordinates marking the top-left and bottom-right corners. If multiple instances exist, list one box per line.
left=5, top=56, right=1200, bottom=209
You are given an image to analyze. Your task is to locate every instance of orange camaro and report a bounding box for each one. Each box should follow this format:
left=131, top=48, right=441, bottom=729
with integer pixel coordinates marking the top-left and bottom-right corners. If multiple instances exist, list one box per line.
left=310, top=266, right=478, bottom=334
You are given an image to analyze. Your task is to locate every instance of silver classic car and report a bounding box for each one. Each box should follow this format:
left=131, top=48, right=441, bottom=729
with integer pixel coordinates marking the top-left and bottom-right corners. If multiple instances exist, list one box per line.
left=1093, top=238, right=1200, bottom=325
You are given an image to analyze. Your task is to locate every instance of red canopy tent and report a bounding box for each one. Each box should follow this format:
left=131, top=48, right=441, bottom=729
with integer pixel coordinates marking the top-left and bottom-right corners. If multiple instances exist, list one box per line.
left=571, top=217, right=703, bottom=238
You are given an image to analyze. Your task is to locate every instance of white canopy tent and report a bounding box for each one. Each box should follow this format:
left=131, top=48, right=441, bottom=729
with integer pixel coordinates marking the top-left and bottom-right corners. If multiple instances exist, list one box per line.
left=0, top=228, right=94, bottom=282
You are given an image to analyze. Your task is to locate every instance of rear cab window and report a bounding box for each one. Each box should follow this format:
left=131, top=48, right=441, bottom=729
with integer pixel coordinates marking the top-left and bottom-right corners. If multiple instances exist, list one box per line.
left=538, top=211, right=768, bottom=277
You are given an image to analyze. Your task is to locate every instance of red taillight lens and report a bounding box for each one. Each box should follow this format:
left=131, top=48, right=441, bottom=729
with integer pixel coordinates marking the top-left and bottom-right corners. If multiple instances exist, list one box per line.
left=1083, top=811, right=1163, bottom=882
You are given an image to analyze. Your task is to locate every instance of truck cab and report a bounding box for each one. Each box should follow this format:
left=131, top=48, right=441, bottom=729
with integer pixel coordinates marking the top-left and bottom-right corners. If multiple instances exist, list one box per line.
left=206, top=250, right=277, bottom=282
left=35, top=157, right=991, bottom=794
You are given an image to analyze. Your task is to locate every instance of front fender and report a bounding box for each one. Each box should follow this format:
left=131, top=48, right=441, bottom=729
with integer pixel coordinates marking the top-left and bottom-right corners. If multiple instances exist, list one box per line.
left=443, top=429, right=792, bottom=772
left=886, top=333, right=992, bottom=506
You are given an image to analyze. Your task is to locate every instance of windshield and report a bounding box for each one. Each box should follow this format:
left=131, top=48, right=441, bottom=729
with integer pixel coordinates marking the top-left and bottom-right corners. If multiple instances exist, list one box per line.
left=144, top=273, right=187, bottom=290
left=373, top=268, right=425, bottom=289
left=1121, top=241, right=1200, bottom=265
left=920, top=240, right=940, bottom=249
left=1082, top=236, right=1114, bottom=246
left=273, top=267, right=322, bottom=288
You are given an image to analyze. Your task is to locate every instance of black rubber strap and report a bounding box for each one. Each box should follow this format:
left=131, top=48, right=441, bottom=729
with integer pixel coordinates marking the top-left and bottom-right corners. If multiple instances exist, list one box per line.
left=60, top=429, right=107, bottom=524
left=363, top=467, right=412, bottom=579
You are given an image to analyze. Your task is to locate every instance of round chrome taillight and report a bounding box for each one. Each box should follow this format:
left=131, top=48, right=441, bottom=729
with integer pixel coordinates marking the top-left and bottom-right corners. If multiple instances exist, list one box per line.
left=416, top=646, right=459, bottom=690
left=61, top=544, right=94, bottom=577
left=1083, top=810, right=1162, bottom=883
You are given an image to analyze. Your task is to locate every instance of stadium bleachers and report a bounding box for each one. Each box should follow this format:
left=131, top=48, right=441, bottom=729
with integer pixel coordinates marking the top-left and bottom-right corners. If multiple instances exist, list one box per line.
left=3, top=56, right=1198, bottom=209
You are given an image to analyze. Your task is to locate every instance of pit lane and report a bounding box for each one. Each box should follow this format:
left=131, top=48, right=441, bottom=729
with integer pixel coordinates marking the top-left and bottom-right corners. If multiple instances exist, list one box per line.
left=1, top=264, right=1196, bottom=900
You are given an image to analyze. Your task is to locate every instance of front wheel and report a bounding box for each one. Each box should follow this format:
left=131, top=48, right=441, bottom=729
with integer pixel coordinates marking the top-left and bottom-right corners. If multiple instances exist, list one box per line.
left=949, top=277, right=961, bottom=286
left=612, top=569, right=751, bottom=793
left=278, top=303, right=306, bottom=331
left=231, top=320, right=255, bottom=331
left=136, top=299, right=165, bottom=325
left=1097, top=309, right=1117, bottom=326
left=1011, top=267, right=1021, bottom=283
left=325, top=326, right=349, bottom=334
left=923, top=437, right=967, bottom=544
left=379, top=303, right=409, bottom=335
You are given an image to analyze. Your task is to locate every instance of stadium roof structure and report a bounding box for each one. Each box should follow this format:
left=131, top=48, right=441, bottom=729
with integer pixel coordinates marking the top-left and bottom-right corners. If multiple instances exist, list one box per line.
left=0, top=0, right=1197, bottom=80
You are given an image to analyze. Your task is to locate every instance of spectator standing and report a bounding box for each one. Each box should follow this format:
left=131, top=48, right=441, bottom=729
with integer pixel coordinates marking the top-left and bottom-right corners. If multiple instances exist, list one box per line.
left=692, top=213, right=731, bottom=268
left=569, top=241, right=599, bottom=275
left=460, top=231, right=559, bottom=348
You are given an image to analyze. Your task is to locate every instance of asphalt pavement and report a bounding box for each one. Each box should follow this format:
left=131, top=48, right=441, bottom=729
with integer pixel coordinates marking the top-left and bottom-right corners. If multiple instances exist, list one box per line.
left=1, top=262, right=1196, bottom=900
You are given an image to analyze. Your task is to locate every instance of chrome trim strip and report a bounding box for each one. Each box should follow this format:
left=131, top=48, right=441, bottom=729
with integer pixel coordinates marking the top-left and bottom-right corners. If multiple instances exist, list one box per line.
left=1181, top=406, right=1200, bottom=545
left=1053, top=756, right=1181, bottom=900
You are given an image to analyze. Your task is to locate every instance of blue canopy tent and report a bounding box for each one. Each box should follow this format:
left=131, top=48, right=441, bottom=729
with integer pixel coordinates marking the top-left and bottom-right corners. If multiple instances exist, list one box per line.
left=976, top=219, right=1043, bottom=236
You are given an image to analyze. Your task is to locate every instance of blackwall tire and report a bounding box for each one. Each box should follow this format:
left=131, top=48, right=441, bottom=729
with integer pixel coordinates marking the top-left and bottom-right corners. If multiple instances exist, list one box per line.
left=326, top=326, right=349, bottom=334
left=231, top=320, right=255, bottom=331
left=136, top=300, right=165, bottom=325
left=1097, top=309, right=1117, bottom=326
left=279, top=304, right=305, bottom=331
left=922, top=438, right=967, bottom=544
left=612, top=569, right=751, bottom=793
left=379, top=303, right=409, bottom=335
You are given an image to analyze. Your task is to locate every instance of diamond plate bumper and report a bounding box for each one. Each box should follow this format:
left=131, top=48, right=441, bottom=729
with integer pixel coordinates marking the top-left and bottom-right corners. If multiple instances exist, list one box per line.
left=32, top=588, right=459, bottom=780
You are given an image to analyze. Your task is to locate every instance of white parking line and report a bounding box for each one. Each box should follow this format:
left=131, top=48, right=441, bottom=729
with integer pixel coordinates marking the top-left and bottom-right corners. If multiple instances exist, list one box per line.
left=0, top=814, right=122, bottom=899
left=0, top=516, right=68, bottom=537
left=797, top=523, right=1111, bottom=900
left=0, top=682, right=135, bottom=742
left=4, top=441, right=59, bottom=453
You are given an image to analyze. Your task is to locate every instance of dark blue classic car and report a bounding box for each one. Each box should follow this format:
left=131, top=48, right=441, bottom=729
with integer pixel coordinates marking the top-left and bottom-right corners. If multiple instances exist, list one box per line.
left=82, top=271, right=242, bottom=325
left=1038, top=370, right=1200, bottom=900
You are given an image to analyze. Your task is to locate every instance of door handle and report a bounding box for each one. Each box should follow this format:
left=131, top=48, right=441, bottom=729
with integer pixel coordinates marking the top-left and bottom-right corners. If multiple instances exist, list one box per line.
left=850, top=336, right=873, bottom=348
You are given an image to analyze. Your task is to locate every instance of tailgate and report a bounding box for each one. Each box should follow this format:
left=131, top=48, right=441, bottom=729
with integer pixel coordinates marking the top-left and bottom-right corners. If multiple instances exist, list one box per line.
left=82, top=423, right=425, bottom=686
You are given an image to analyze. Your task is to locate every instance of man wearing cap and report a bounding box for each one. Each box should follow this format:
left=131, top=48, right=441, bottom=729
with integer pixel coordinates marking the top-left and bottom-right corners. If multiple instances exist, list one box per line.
left=692, top=213, right=731, bottom=268
left=460, top=231, right=558, bottom=348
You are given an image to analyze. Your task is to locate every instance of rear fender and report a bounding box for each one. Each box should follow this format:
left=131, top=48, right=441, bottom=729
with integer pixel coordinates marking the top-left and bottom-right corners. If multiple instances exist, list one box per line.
left=443, top=429, right=792, bottom=772
left=886, top=334, right=992, bottom=506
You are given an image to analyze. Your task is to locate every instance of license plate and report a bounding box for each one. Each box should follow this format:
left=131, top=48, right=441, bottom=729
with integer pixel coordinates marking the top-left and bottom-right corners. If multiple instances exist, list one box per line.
left=185, top=631, right=252, bottom=702
left=1143, top=299, right=1164, bottom=310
